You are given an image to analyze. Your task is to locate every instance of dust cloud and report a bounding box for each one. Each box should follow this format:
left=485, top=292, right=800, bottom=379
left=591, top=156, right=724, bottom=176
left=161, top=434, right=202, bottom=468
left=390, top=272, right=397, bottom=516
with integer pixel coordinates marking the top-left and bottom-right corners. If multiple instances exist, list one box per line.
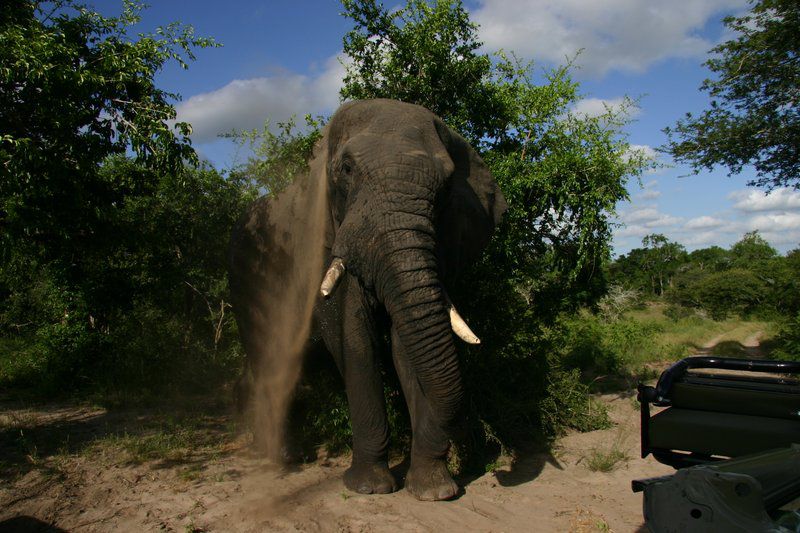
left=248, top=140, right=330, bottom=462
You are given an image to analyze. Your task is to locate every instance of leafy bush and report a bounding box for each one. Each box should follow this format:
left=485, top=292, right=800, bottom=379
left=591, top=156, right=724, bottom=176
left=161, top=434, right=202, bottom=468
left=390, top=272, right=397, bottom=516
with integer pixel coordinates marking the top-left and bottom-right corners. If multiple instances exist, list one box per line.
left=0, top=161, right=254, bottom=397
left=773, top=313, right=800, bottom=361
left=663, top=304, right=696, bottom=322
left=693, top=268, right=766, bottom=320
left=559, top=311, right=661, bottom=375
left=0, top=2, right=242, bottom=399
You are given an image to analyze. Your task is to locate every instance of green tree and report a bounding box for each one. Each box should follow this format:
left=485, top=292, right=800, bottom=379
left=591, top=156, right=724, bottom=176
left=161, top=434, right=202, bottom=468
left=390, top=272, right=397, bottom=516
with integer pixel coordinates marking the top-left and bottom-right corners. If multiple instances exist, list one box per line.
left=0, top=1, right=247, bottom=395
left=667, top=233, right=790, bottom=319
left=729, top=230, right=778, bottom=266
left=640, top=234, right=688, bottom=296
left=663, top=0, right=800, bottom=190
left=223, top=115, right=325, bottom=197
left=1, top=1, right=217, bottom=255
left=694, top=268, right=767, bottom=319
left=609, top=235, right=687, bottom=297
left=340, top=0, right=514, bottom=147
left=608, top=247, right=652, bottom=293
left=688, top=246, right=730, bottom=272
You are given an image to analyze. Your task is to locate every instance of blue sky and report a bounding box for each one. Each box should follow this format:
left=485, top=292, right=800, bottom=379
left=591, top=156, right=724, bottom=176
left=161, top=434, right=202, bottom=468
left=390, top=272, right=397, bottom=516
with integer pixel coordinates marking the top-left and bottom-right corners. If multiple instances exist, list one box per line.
left=111, top=0, right=799, bottom=256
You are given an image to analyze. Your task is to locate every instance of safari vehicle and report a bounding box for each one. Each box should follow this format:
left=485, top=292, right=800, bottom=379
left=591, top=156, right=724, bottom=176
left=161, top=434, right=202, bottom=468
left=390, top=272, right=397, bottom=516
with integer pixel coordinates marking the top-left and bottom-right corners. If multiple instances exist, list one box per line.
left=634, top=356, right=800, bottom=532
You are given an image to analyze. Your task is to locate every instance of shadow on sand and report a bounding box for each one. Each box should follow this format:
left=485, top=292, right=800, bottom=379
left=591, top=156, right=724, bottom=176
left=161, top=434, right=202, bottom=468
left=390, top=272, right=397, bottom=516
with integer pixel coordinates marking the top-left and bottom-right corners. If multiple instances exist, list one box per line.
left=0, top=396, right=238, bottom=481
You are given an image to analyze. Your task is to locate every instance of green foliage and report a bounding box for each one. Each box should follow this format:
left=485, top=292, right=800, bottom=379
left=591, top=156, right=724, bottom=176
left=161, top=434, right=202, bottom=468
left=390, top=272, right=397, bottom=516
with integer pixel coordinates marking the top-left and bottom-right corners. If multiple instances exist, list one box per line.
left=692, top=268, right=767, bottom=320
left=1, top=0, right=218, bottom=260
left=612, top=232, right=796, bottom=322
left=679, top=237, right=792, bottom=320
left=609, top=234, right=687, bottom=297
left=554, top=303, right=777, bottom=390
left=729, top=230, right=778, bottom=266
left=585, top=445, right=628, bottom=473
left=0, top=2, right=250, bottom=397
left=772, top=312, right=800, bottom=361
left=340, top=0, right=513, bottom=146
left=1, top=160, right=255, bottom=394
left=559, top=310, right=661, bottom=374
left=687, top=246, right=731, bottom=272
left=224, top=115, right=325, bottom=197
left=663, top=0, right=800, bottom=190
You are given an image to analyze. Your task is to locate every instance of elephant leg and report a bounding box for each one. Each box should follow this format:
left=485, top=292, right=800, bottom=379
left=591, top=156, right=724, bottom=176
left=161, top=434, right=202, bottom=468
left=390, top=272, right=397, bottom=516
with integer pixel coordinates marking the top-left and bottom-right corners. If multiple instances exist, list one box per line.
left=322, top=275, right=396, bottom=494
left=390, top=327, right=459, bottom=501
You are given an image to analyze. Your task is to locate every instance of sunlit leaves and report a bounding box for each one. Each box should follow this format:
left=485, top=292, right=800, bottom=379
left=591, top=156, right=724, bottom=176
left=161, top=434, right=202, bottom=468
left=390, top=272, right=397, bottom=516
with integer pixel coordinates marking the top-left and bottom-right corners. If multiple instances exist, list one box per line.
left=664, top=0, right=800, bottom=190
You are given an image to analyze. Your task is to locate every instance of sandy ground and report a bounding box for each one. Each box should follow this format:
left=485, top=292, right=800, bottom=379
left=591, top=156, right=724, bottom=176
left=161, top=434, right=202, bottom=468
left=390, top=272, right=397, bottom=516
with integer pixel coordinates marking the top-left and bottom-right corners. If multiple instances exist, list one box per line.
left=0, top=386, right=677, bottom=533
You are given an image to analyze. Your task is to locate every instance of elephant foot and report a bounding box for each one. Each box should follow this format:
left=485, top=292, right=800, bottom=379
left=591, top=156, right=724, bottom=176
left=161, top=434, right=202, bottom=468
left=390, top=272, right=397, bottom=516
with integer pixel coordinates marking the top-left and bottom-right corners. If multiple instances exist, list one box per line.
left=344, top=461, right=398, bottom=494
left=404, top=457, right=459, bottom=501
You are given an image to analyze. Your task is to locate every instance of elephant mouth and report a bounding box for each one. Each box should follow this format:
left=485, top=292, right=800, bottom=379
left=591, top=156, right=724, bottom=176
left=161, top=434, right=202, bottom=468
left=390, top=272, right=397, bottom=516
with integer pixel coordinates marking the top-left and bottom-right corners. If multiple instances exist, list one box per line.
left=319, top=256, right=480, bottom=345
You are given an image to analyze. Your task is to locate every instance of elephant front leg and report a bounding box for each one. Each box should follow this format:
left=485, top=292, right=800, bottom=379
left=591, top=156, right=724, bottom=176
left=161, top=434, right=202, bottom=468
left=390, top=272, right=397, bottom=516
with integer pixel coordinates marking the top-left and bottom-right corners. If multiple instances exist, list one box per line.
left=390, top=328, right=460, bottom=501
left=323, top=278, right=397, bottom=495
left=341, top=363, right=396, bottom=494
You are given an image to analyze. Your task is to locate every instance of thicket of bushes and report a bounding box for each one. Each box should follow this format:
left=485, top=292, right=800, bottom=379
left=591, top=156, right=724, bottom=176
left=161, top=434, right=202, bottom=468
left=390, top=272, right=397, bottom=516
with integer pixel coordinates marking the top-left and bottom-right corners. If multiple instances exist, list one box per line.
left=1, top=159, right=255, bottom=397
left=611, top=232, right=799, bottom=319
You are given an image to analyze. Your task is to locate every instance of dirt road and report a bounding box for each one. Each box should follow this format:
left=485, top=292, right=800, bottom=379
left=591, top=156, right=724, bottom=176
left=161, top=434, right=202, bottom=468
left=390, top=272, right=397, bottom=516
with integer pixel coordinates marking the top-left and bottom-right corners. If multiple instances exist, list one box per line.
left=0, top=389, right=675, bottom=533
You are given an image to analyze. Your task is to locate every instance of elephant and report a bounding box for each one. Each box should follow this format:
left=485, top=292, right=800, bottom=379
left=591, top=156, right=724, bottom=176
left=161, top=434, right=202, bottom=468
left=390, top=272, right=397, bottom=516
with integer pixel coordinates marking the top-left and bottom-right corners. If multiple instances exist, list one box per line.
left=228, top=98, right=507, bottom=501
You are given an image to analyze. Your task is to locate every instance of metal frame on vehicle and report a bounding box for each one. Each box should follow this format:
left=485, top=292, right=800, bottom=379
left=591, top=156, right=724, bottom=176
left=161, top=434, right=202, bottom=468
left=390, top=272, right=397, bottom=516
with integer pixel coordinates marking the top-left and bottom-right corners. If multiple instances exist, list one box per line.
left=638, top=356, right=800, bottom=469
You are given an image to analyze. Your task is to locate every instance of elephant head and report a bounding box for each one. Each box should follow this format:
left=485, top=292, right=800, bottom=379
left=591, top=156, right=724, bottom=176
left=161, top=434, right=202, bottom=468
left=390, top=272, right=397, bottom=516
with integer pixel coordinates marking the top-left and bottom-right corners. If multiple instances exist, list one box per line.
left=316, top=99, right=507, bottom=427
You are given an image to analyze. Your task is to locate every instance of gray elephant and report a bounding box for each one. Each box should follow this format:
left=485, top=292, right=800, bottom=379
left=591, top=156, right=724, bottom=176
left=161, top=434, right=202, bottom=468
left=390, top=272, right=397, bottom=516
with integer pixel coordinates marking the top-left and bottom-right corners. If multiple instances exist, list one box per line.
left=229, top=99, right=507, bottom=500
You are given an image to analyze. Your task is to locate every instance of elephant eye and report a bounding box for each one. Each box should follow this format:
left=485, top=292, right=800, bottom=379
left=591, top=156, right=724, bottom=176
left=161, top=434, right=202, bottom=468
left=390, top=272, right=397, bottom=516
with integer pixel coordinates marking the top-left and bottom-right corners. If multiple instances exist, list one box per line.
left=341, top=158, right=353, bottom=177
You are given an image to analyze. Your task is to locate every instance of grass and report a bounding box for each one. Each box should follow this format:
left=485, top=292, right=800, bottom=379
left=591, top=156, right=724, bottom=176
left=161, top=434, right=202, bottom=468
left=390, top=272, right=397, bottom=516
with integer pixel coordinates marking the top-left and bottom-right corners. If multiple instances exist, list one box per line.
left=84, top=414, right=233, bottom=466
left=624, top=303, right=776, bottom=365
left=0, top=336, right=45, bottom=392
left=567, top=303, right=781, bottom=394
left=0, top=395, right=239, bottom=482
left=584, top=445, right=628, bottom=473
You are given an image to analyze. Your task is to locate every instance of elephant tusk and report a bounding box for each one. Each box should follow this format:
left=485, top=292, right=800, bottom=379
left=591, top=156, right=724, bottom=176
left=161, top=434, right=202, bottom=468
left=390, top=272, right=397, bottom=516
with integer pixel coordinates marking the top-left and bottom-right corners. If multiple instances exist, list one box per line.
left=320, top=257, right=345, bottom=298
left=444, top=292, right=481, bottom=345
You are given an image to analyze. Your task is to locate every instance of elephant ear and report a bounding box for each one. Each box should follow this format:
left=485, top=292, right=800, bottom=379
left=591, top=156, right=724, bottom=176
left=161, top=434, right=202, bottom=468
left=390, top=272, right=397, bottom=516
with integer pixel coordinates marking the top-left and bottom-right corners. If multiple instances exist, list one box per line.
left=434, top=120, right=508, bottom=278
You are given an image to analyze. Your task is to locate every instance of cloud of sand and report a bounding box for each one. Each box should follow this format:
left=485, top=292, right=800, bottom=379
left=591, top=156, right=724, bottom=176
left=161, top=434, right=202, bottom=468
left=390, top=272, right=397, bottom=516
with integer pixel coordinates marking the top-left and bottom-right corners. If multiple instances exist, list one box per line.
left=249, top=141, right=330, bottom=462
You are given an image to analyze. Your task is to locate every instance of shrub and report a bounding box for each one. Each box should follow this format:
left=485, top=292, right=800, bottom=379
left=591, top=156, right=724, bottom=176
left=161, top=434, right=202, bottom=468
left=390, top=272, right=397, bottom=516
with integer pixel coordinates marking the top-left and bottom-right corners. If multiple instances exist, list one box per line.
left=663, top=304, right=696, bottom=322
left=773, top=313, right=800, bottom=361
left=0, top=161, right=254, bottom=398
left=560, top=311, right=661, bottom=375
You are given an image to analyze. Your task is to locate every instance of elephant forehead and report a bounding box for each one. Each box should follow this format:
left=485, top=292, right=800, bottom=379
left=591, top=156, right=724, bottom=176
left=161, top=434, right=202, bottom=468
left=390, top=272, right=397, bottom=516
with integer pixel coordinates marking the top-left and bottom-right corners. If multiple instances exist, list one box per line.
left=336, top=98, right=435, bottom=124
left=330, top=101, right=441, bottom=145
left=346, top=127, right=446, bottom=157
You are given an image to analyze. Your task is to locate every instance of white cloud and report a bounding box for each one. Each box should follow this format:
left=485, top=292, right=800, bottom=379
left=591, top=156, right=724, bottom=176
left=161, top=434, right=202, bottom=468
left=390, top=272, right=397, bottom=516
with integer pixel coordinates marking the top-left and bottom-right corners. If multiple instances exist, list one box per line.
left=622, top=207, right=682, bottom=228
left=757, top=229, right=800, bottom=247
left=473, top=0, right=748, bottom=76
left=729, top=187, right=800, bottom=212
left=682, top=230, right=727, bottom=248
left=628, top=144, right=656, bottom=160
left=623, top=207, right=660, bottom=224
left=615, top=207, right=682, bottom=242
left=614, top=186, right=800, bottom=255
left=572, top=97, right=639, bottom=119
left=684, top=215, right=725, bottom=229
left=623, top=143, right=658, bottom=169
left=616, top=223, right=650, bottom=238
left=748, top=213, right=800, bottom=232
left=639, top=189, right=662, bottom=200
left=176, top=55, right=346, bottom=143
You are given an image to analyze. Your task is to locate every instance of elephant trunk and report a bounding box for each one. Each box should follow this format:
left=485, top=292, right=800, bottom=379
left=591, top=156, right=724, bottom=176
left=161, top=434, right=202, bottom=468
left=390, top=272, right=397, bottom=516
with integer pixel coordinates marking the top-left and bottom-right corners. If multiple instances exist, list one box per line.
left=374, top=218, right=464, bottom=429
